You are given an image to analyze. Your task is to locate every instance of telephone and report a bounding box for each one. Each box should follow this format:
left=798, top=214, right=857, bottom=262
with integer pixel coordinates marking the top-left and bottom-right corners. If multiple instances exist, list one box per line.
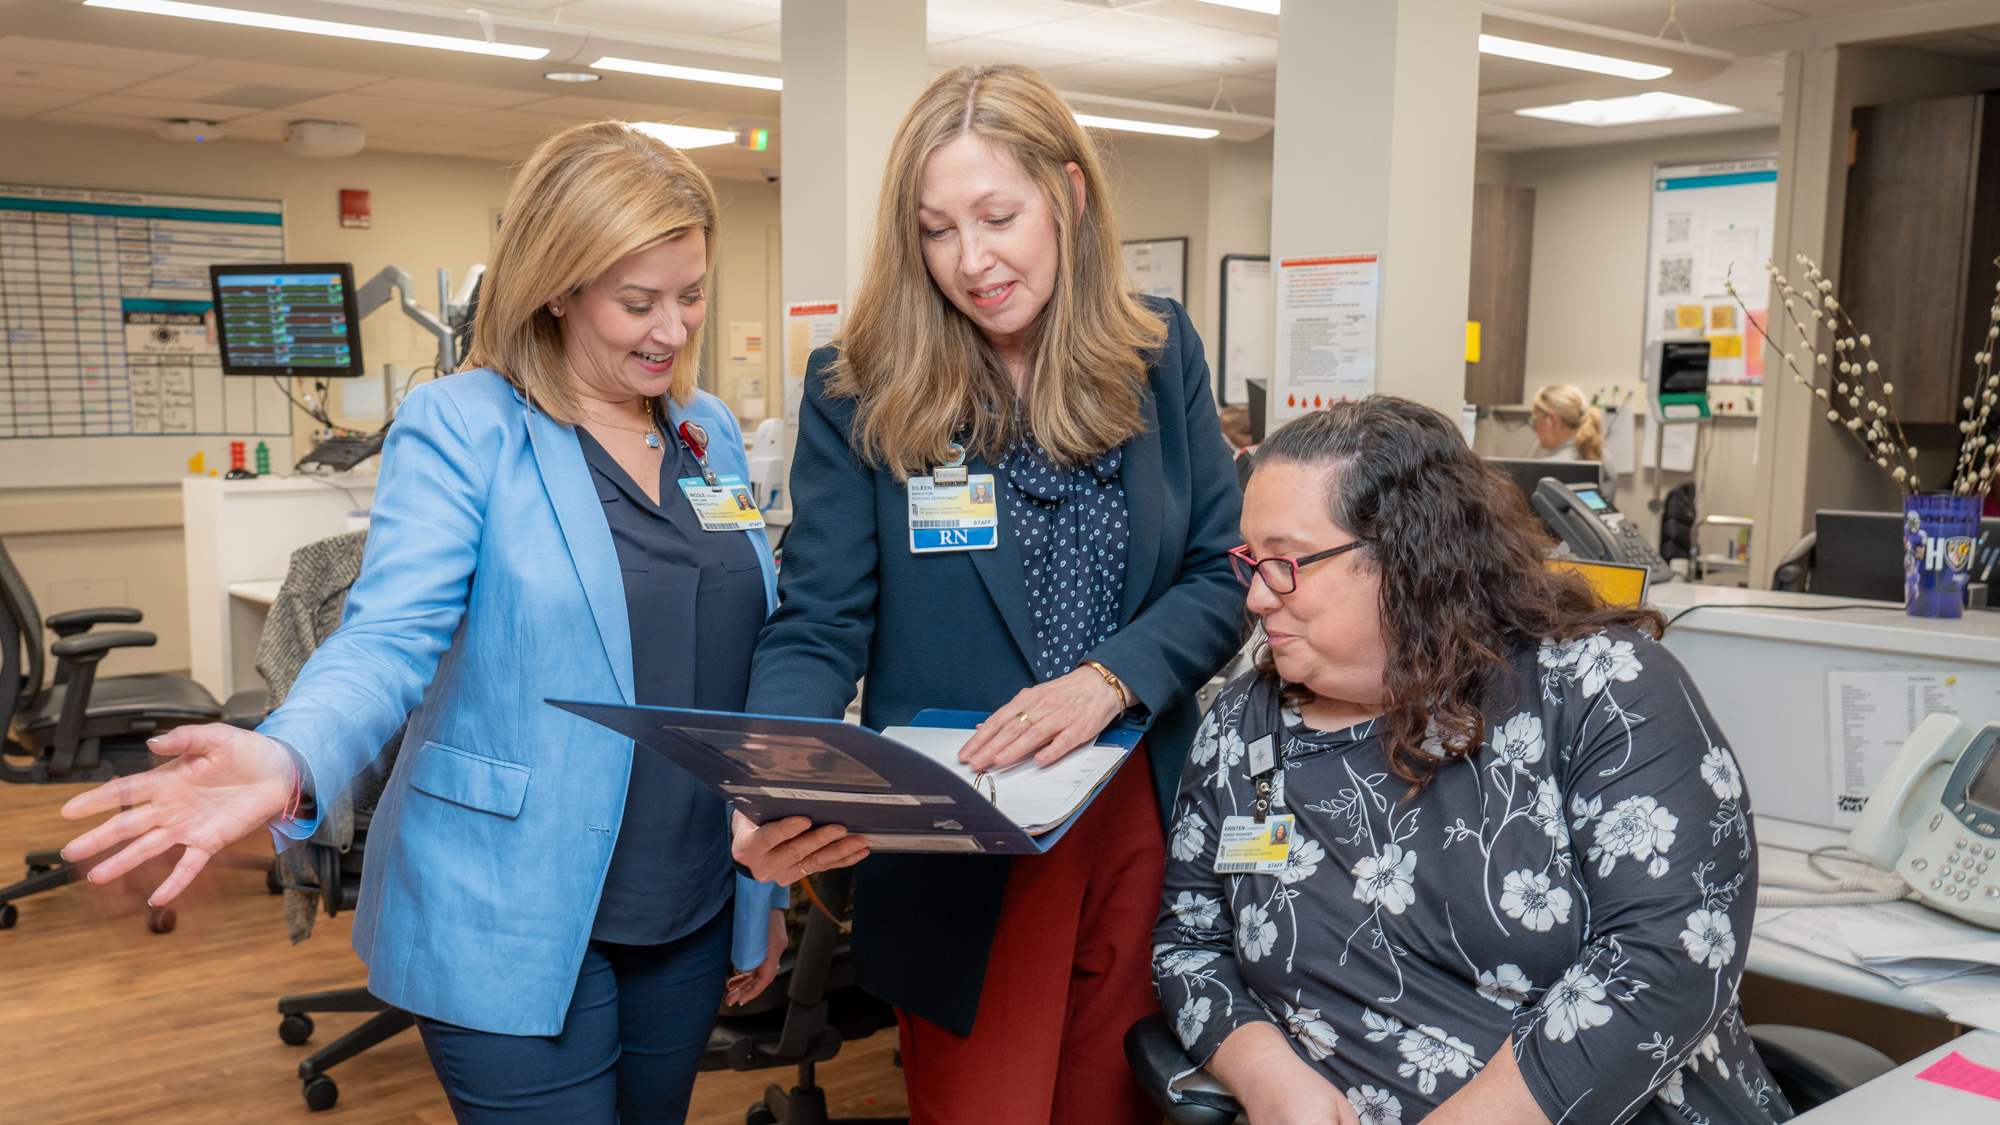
left=1529, top=478, right=1673, bottom=582
left=1849, top=712, right=2000, bottom=928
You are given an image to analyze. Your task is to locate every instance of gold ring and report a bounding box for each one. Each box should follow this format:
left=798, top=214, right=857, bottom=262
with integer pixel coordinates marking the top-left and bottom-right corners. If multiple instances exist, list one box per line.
left=1016, top=711, right=1033, bottom=724
left=799, top=861, right=814, bottom=877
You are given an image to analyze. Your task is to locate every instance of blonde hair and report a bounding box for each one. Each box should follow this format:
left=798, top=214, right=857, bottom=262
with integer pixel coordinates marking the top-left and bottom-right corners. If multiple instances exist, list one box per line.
left=1533, top=383, right=1604, bottom=461
left=464, top=121, right=719, bottom=423
left=829, top=64, right=1166, bottom=477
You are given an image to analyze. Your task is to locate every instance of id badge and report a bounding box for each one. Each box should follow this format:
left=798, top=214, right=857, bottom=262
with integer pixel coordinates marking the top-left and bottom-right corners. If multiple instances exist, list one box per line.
left=1213, top=814, right=1296, bottom=874
left=677, top=474, right=766, bottom=532
left=908, top=473, right=998, bottom=553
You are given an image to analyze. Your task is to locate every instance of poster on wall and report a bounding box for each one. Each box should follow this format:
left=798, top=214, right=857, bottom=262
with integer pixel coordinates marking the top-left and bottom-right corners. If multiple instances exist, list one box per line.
left=1643, top=158, right=1778, bottom=385
left=1271, top=253, right=1379, bottom=421
left=783, top=300, right=841, bottom=424
left=1121, top=237, right=1187, bottom=305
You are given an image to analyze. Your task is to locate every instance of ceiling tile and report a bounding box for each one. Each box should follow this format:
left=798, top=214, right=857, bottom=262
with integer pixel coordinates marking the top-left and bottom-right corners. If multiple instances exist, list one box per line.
left=926, top=0, right=1096, bottom=39
left=364, top=134, right=482, bottom=156
left=464, top=142, right=541, bottom=162
left=280, top=91, right=464, bottom=124
left=527, top=94, right=706, bottom=121
left=926, top=37, right=1096, bottom=73
left=62, top=94, right=264, bottom=121
left=348, top=77, right=547, bottom=109
left=370, top=122, right=528, bottom=150
left=1133, top=34, right=1278, bottom=74
left=171, top=58, right=383, bottom=91
left=0, top=83, right=96, bottom=114
left=213, top=109, right=294, bottom=140
left=1488, top=1, right=1804, bottom=39
left=29, top=110, right=161, bottom=132
left=1036, top=56, right=1218, bottom=92
left=1122, top=0, right=1277, bottom=37
left=720, top=20, right=781, bottom=46
left=555, top=0, right=789, bottom=37
left=429, top=107, right=573, bottom=136
left=0, top=62, right=146, bottom=95
left=1143, top=75, right=1276, bottom=102
left=0, top=36, right=200, bottom=74
left=113, top=76, right=243, bottom=101
left=989, top=13, right=1199, bottom=58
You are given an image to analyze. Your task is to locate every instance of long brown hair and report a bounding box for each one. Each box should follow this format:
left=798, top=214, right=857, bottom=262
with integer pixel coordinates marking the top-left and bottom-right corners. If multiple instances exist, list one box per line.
left=1253, top=397, right=1663, bottom=790
left=464, top=121, right=718, bottom=422
left=829, top=63, right=1165, bottom=477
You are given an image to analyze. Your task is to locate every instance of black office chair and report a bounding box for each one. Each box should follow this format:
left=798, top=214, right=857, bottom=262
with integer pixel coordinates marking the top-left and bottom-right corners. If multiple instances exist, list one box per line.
left=1123, top=1012, right=1896, bottom=1122
left=704, top=867, right=906, bottom=1125
left=1772, top=532, right=1817, bottom=592
left=0, top=537, right=226, bottom=931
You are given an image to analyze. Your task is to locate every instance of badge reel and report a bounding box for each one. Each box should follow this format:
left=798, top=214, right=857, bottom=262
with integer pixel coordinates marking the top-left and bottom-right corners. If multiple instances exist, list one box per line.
left=674, top=420, right=766, bottom=533
left=909, top=441, right=998, bottom=554
left=1215, top=734, right=1295, bottom=875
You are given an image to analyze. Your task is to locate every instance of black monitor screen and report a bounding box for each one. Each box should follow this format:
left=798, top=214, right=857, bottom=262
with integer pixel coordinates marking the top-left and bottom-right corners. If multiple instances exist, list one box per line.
left=1573, top=488, right=1609, bottom=511
left=1660, top=341, right=1710, bottom=394
left=1486, top=457, right=1601, bottom=501
left=1813, top=509, right=2000, bottom=601
left=209, top=263, right=363, bottom=377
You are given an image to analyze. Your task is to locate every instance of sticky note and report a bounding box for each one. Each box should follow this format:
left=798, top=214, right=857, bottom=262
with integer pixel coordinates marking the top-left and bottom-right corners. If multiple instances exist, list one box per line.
left=1916, top=1051, right=2000, bottom=1100
left=1676, top=305, right=1704, bottom=329
left=1465, top=320, right=1481, bottom=364
left=1710, top=305, right=1736, bottom=330
left=1708, top=334, right=1744, bottom=358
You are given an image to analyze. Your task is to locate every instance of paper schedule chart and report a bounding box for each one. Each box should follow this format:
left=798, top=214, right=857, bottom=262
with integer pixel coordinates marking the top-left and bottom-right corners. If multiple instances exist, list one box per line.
left=0, top=183, right=290, bottom=440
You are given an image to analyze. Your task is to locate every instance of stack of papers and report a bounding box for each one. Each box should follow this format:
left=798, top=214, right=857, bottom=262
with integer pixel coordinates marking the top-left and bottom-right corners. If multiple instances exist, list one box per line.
left=881, top=726, right=1131, bottom=835
left=1755, top=902, right=2000, bottom=1031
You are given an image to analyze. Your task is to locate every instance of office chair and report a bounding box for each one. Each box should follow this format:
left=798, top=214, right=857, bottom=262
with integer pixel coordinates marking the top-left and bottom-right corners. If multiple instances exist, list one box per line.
left=704, top=867, right=907, bottom=1125
left=1123, top=1011, right=1896, bottom=1122
left=1772, top=532, right=1816, bottom=592
left=0, top=537, right=227, bottom=932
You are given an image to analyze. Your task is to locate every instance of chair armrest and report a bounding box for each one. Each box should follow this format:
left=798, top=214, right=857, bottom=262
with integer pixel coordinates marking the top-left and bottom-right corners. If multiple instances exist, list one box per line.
left=45, top=606, right=144, bottom=637
left=1124, top=1013, right=1244, bottom=1125
left=224, top=689, right=270, bottom=729
left=50, top=629, right=157, bottom=660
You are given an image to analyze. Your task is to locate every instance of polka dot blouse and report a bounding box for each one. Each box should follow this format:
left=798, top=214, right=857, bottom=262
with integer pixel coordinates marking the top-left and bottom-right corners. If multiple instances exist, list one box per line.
left=1000, top=431, right=1129, bottom=683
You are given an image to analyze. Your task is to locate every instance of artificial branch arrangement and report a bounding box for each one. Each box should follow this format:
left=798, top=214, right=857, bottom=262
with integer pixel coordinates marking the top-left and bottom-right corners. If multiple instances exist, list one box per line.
left=1726, top=253, right=2000, bottom=497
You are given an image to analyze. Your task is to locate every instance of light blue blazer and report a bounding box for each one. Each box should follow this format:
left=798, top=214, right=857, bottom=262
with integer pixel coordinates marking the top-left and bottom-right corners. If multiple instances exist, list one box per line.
left=260, top=368, right=789, bottom=1037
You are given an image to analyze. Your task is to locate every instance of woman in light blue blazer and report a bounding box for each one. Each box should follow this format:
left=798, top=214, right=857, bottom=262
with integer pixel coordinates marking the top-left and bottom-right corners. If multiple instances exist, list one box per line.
left=58, top=123, right=867, bottom=1123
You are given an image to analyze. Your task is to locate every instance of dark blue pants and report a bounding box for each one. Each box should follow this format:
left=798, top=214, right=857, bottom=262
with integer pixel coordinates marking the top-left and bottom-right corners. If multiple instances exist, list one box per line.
left=414, top=906, right=731, bottom=1124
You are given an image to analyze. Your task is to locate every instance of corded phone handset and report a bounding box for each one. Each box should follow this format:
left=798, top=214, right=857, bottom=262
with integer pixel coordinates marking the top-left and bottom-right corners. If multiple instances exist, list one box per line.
left=1850, top=712, right=2000, bottom=927
left=1529, top=478, right=1674, bottom=582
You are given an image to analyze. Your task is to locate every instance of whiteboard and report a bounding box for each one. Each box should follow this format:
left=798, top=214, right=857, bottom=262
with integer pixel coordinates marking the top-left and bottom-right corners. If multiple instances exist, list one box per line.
left=1122, top=237, right=1186, bottom=305
left=1642, top=159, right=1777, bottom=386
left=1218, top=254, right=1270, bottom=406
left=1, top=182, right=295, bottom=485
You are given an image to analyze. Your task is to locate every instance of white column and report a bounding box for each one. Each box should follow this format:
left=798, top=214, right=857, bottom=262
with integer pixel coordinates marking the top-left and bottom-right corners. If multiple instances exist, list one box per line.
left=1267, top=0, right=1481, bottom=423
left=778, top=0, right=927, bottom=441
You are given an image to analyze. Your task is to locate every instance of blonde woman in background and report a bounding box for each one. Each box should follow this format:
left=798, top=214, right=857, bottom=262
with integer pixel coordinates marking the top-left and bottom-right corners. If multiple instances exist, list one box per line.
left=1531, top=383, right=1604, bottom=462
left=58, top=122, right=863, bottom=1123
left=737, top=64, right=1245, bottom=1124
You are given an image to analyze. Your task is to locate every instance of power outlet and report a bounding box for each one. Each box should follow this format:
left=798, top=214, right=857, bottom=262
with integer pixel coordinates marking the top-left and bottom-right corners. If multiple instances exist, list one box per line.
left=1708, top=384, right=1761, bottom=417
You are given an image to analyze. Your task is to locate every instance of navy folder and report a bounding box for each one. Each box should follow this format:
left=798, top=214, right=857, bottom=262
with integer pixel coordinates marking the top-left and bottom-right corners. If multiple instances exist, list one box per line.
left=548, top=700, right=1140, bottom=854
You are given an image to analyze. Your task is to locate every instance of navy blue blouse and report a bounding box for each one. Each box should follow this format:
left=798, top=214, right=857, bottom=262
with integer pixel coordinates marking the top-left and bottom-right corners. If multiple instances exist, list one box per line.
left=1000, top=431, right=1129, bottom=682
left=578, top=426, right=767, bottom=946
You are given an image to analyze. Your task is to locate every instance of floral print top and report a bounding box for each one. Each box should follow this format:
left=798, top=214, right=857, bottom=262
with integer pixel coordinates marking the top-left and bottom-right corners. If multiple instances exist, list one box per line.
left=1151, top=629, right=1791, bottom=1125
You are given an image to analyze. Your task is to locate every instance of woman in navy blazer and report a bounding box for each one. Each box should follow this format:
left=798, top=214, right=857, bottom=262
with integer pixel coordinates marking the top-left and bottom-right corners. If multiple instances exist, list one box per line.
left=61, top=123, right=864, bottom=1123
left=741, top=65, right=1245, bottom=1125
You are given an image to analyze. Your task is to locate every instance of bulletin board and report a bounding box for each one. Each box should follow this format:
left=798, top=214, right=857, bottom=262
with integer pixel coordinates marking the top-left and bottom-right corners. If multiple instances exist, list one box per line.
left=0, top=182, right=295, bottom=486
left=1217, top=254, right=1271, bottom=406
left=1122, top=237, right=1187, bottom=306
left=1642, top=158, right=1778, bottom=385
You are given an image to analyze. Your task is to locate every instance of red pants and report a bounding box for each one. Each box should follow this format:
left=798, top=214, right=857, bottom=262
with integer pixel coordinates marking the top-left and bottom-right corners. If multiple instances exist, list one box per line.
left=896, top=752, right=1167, bottom=1125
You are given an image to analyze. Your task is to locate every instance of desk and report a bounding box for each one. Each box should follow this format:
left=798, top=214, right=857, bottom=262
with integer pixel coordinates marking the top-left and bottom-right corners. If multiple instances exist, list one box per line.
left=1651, top=583, right=2000, bottom=827
left=1793, top=1030, right=2000, bottom=1121
left=183, top=475, right=375, bottom=701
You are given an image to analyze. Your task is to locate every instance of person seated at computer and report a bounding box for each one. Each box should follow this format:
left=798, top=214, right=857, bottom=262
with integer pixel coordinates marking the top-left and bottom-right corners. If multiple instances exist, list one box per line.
left=55, top=121, right=866, bottom=1123
left=1531, top=382, right=1615, bottom=503
left=1153, top=396, right=1789, bottom=1125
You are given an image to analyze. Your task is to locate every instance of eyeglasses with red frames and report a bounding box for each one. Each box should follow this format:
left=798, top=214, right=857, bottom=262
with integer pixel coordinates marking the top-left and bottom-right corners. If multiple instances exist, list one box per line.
left=1227, top=541, right=1363, bottom=594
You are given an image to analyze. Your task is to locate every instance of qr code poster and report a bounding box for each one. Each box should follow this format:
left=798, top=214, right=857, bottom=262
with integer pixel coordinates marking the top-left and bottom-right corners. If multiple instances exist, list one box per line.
left=1657, top=255, right=1694, bottom=296
left=1666, top=212, right=1693, bottom=244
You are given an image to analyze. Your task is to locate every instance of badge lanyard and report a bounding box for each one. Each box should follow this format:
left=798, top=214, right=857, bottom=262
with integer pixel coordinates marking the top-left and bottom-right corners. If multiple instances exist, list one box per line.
left=677, top=419, right=720, bottom=486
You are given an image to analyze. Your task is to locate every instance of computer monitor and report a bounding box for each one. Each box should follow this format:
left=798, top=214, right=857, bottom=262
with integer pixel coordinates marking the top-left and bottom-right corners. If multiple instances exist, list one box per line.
left=1813, top=509, right=2000, bottom=602
left=1487, top=456, right=1602, bottom=502
left=209, top=263, right=364, bottom=377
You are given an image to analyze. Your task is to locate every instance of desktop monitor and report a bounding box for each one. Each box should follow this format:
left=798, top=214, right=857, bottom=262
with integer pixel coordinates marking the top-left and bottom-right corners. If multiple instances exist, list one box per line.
left=1486, top=456, right=1602, bottom=502
left=209, top=263, right=364, bottom=377
left=1813, top=509, right=2000, bottom=602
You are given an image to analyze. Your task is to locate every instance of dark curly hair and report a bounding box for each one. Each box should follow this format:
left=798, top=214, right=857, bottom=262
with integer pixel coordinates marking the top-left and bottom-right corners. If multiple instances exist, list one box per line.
left=1251, top=396, right=1663, bottom=790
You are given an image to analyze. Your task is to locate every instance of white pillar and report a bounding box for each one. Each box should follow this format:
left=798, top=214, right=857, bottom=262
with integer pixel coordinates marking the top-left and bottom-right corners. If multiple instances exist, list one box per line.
left=778, top=0, right=927, bottom=438
left=1267, top=0, right=1481, bottom=423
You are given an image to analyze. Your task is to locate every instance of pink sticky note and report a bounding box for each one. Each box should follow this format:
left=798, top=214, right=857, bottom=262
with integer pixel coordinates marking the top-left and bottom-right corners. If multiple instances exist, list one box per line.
left=1915, top=1051, right=2000, bottom=1100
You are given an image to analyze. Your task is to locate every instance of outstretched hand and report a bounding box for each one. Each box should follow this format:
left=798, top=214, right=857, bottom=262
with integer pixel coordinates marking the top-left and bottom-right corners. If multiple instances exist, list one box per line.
left=60, top=722, right=295, bottom=906
left=958, top=666, right=1125, bottom=772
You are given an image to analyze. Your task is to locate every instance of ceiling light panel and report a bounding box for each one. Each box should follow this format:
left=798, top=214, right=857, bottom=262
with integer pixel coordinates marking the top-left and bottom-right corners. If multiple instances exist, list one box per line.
left=590, top=57, right=781, bottom=90
left=81, top=0, right=550, bottom=59
left=629, top=121, right=738, bottom=149
left=1478, top=34, right=1670, bottom=80
left=1196, top=0, right=1279, bottom=13
left=1514, top=92, right=1740, bottom=128
left=1073, top=113, right=1218, bottom=139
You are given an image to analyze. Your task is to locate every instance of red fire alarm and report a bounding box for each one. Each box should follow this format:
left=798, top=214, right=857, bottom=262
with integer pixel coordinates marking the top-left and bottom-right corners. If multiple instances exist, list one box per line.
left=340, top=189, right=371, bottom=229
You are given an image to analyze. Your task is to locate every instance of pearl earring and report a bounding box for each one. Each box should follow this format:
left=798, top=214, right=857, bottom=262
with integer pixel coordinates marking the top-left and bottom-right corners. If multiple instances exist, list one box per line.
left=548, top=303, right=561, bottom=315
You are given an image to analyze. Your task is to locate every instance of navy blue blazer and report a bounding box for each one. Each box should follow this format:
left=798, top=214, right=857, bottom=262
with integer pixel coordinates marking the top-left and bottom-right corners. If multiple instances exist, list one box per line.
left=746, top=297, right=1246, bottom=1034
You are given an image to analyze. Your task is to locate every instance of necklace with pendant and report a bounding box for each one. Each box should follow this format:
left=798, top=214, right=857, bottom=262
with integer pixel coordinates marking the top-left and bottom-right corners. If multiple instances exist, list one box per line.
left=583, top=399, right=662, bottom=448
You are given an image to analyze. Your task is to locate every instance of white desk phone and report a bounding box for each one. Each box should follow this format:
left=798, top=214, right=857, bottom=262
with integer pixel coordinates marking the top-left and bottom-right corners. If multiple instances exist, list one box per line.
left=1850, top=712, right=2000, bottom=928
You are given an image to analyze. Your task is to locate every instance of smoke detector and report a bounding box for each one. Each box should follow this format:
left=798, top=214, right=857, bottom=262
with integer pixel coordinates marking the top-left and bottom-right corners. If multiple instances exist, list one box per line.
left=159, top=119, right=222, bottom=142
left=283, top=120, right=365, bottom=157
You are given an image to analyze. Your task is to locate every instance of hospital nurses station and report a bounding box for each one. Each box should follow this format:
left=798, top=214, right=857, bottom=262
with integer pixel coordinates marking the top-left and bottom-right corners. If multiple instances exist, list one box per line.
left=7, top=1, right=2000, bottom=1124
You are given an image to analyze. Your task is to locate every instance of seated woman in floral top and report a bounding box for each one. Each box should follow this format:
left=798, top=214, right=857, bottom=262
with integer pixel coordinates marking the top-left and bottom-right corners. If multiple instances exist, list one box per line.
left=1152, top=397, right=1787, bottom=1125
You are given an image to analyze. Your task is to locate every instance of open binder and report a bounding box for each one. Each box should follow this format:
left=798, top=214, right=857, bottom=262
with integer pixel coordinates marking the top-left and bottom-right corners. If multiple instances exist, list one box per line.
left=548, top=701, right=1140, bottom=854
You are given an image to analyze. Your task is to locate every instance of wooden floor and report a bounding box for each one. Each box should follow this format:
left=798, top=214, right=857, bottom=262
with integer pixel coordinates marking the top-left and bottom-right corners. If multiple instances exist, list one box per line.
left=0, top=776, right=909, bottom=1124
